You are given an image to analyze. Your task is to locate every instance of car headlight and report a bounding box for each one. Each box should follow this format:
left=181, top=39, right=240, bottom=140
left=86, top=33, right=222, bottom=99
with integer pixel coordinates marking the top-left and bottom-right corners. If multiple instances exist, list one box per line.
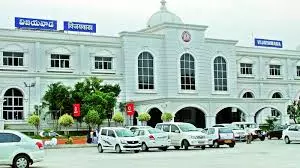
left=190, top=136, right=197, bottom=139
left=120, top=140, right=127, bottom=144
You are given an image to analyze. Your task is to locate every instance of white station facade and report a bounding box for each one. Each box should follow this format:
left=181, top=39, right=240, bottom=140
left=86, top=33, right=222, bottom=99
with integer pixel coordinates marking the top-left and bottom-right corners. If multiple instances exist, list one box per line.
left=0, top=1, right=299, bottom=130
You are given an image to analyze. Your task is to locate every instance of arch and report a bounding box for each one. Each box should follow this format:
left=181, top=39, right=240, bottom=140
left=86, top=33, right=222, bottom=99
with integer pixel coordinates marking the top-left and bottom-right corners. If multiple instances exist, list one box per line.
left=2, top=88, right=24, bottom=120
left=1, top=86, right=26, bottom=99
left=212, top=56, right=228, bottom=91
left=254, top=106, right=283, bottom=124
left=174, top=106, right=206, bottom=128
left=269, top=58, right=283, bottom=65
left=272, top=92, right=283, bottom=99
left=173, top=104, right=208, bottom=116
left=147, top=108, right=162, bottom=128
left=0, top=43, right=27, bottom=52
left=137, top=51, right=154, bottom=90
left=94, top=49, right=114, bottom=57
left=268, top=90, right=286, bottom=99
left=239, top=89, right=255, bottom=98
left=237, top=57, right=255, bottom=64
left=46, top=46, right=72, bottom=55
left=242, top=92, right=254, bottom=98
left=180, top=53, right=195, bottom=90
left=215, top=105, right=247, bottom=124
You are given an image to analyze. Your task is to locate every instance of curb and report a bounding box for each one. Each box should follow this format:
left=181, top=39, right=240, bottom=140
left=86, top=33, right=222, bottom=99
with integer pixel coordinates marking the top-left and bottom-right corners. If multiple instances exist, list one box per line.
left=45, top=144, right=97, bottom=149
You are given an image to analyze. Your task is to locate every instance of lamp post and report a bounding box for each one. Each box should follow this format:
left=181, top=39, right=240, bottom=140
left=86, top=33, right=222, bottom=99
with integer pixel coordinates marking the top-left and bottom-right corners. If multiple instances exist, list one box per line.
left=24, top=82, right=36, bottom=116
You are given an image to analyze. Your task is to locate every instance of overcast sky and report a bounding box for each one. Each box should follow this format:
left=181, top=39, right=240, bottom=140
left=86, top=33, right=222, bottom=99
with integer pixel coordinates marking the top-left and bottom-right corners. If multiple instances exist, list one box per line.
left=0, top=0, right=299, bottom=49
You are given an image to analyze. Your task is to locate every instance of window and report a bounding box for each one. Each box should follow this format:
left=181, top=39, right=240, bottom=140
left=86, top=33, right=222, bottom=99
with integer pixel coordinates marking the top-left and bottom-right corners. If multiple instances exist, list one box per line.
left=162, top=125, right=170, bottom=132
left=207, top=128, right=215, bottom=135
left=50, top=54, right=70, bottom=68
left=156, top=125, right=162, bottom=130
left=95, top=57, right=112, bottom=70
left=269, top=65, right=281, bottom=76
left=171, top=125, right=179, bottom=133
left=180, top=53, right=195, bottom=90
left=240, top=63, right=252, bottom=75
left=242, top=92, right=254, bottom=98
left=3, top=52, right=24, bottom=67
left=138, top=52, right=154, bottom=90
left=271, top=109, right=280, bottom=117
left=297, top=66, right=300, bottom=77
left=213, top=56, right=227, bottom=91
left=0, top=133, right=21, bottom=143
left=138, top=130, right=145, bottom=136
left=101, top=129, right=107, bottom=136
left=272, top=92, right=282, bottom=99
left=108, top=130, right=116, bottom=137
left=3, top=88, right=23, bottom=120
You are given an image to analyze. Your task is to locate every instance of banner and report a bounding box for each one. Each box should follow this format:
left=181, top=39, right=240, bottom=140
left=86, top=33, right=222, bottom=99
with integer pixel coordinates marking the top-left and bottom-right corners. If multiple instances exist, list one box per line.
left=63, top=21, right=96, bottom=33
left=126, top=103, right=134, bottom=116
left=73, top=104, right=81, bottom=117
left=15, top=17, right=57, bottom=31
left=254, top=38, right=283, bottom=48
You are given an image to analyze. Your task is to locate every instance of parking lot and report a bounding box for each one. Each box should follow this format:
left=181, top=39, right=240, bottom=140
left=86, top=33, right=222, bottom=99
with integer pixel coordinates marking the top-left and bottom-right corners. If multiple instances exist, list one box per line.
left=24, top=140, right=299, bottom=168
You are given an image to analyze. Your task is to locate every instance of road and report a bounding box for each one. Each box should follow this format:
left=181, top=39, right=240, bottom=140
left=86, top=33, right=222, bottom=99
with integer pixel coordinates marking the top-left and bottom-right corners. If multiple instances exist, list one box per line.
left=9, top=140, right=300, bottom=168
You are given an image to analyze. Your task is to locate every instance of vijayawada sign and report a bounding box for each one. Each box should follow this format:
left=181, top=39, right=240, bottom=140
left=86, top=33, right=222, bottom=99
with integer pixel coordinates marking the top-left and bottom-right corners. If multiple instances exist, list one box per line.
left=255, top=38, right=283, bottom=48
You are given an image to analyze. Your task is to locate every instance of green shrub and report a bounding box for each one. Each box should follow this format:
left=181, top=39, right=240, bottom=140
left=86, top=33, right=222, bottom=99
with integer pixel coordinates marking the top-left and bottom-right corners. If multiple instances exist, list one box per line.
left=112, top=112, right=124, bottom=126
left=58, top=114, right=74, bottom=135
left=161, top=112, right=173, bottom=122
left=84, top=110, right=101, bottom=129
left=27, top=114, right=40, bottom=135
left=138, top=112, right=151, bottom=125
left=65, top=137, right=73, bottom=144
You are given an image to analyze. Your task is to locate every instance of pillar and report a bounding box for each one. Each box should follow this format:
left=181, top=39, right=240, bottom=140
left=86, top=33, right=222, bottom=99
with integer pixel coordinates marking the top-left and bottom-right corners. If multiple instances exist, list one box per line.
left=246, top=115, right=255, bottom=123
left=0, top=99, right=3, bottom=119
left=206, top=115, right=216, bottom=127
left=0, top=119, right=4, bottom=130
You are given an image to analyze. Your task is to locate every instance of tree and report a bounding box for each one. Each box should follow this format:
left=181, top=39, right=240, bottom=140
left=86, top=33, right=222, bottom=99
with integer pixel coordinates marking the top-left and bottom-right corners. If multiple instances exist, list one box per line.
left=85, top=110, right=101, bottom=129
left=112, top=112, right=124, bottom=126
left=161, top=112, right=173, bottom=122
left=287, top=100, right=300, bottom=124
left=27, top=114, right=40, bottom=135
left=138, top=112, right=151, bottom=126
left=58, top=114, right=74, bottom=135
left=43, top=82, right=72, bottom=119
left=264, top=116, right=278, bottom=131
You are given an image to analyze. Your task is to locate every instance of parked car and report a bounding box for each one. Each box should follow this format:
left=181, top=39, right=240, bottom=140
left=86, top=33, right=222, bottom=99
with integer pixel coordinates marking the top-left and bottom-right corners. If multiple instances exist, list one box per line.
left=204, top=127, right=235, bottom=148
left=97, top=127, right=141, bottom=153
left=213, top=124, right=247, bottom=142
left=266, top=125, right=289, bottom=140
left=125, top=126, right=152, bottom=133
left=282, top=124, right=300, bottom=144
left=39, top=131, right=61, bottom=138
left=232, top=122, right=265, bottom=141
left=0, top=130, right=45, bottom=168
left=155, top=122, right=208, bottom=150
left=134, top=128, right=171, bottom=151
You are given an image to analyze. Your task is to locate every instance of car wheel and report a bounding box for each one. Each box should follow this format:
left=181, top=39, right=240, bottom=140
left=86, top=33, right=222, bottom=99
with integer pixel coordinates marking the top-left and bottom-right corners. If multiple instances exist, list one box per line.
left=174, top=146, right=180, bottom=150
left=229, top=143, right=235, bottom=148
left=115, top=144, right=122, bottom=153
left=260, top=136, right=265, bottom=141
left=182, top=140, right=189, bottom=150
left=284, top=136, right=291, bottom=144
left=201, top=145, right=205, bottom=150
left=213, top=141, right=219, bottom=148
left=268, top=135, right=271, bottom=140
left=134, top=150, right=140, bottom=153
left=141, top=143, right=149, bottom=151
left=209, top=145, right=213, bottom=148
left=160, top=147, right=168, bottom=151
left=277, top=137, right=281, bottom=140
left=98, top=144, right=103, bottom=153
left=13, top=154, right=29, bottom=168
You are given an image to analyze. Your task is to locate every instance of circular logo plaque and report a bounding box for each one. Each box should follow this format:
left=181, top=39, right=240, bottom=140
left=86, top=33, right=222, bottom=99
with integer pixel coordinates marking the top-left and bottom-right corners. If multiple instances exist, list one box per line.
left=182, top=31, right=191, bottom=42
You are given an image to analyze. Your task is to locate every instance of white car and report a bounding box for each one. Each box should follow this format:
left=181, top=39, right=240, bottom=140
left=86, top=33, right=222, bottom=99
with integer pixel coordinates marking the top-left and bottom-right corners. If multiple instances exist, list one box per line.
left=282, top=124, right=300, bottom=144
left=134, top=128, right=171, bottom=151
left=0, top=130, right=45, bottom=168
left=155, top=122, right=208, bottom=150
left=213, top=124, right=247, bottom=142
left=231, top=122, right=265, bottom=141
left=204, top=127, right=236, bottom=148
left=97, top=127, right=141, bottom=153
left=125, top=126, right=152, bottom=133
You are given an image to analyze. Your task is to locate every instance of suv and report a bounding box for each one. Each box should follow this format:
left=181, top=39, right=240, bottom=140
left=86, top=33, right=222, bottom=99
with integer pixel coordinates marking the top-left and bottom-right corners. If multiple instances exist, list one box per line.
left=155, top=122, right=208, bottom=150
left=282, top=124, right=300, bottom=144
left=232, top=122, right=265, bottom=141
left=97, top=127, right=141, bottom=153
left=204, top=127, right=235, bottom=148
left=0, top=130, right=45, bottom=168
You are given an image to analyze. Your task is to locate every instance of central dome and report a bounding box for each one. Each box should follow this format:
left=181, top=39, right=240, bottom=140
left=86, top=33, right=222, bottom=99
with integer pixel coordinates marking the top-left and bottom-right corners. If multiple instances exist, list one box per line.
left=147, top=0, right=183, bottom=27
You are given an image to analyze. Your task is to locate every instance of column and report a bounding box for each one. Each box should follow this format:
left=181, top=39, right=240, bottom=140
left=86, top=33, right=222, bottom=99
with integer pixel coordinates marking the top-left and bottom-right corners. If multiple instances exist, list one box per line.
left=206, top=115, right=216, bottom=127
left=0, top=99, right=3, bottom=119
left=35, top=77, right=41, bottom=105
left=79, top=45, right=85, bottom=73
left=246, top=115, right=255, bottom=123
left=282, top=115, right=290, bottom=125
left=259, top=56, right=263, bottom=79
left=0, top=119, right=4, bottom=130
left=35, top=42, right=40, bottom=72
left=23, top=98, right=29, bottom=120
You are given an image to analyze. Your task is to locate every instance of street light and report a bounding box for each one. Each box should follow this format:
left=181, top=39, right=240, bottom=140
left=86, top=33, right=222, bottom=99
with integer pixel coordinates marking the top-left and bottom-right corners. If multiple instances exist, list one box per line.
left=24, top=82, right=36, bottom=116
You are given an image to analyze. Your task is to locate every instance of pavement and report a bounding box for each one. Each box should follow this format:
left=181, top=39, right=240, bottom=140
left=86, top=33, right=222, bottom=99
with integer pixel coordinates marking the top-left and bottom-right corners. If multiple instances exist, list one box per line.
left=44, top=144, right=97, bottom=149
left=6, top=140, right=300, bottom=168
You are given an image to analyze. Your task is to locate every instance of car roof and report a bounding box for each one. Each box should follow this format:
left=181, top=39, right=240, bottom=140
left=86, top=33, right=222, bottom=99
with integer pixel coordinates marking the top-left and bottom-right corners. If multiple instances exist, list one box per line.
left=0, top=130, right=22, bottom=134
left=157, top=122, right=189, bottom=125
left=101, top=127, right=127, bottom=130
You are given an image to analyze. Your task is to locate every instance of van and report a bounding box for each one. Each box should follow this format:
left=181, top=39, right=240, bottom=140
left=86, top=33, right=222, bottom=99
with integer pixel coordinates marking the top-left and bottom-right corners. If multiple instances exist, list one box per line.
left=204, top=127, right=235, bottom=148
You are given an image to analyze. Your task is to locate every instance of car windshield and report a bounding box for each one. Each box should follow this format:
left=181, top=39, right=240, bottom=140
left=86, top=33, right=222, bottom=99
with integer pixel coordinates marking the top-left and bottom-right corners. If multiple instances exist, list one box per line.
left=219, top=128, right=233, bottom=133
left=115, top=129, right=135, bottom=137
left=148, top=128, right=164, bottom=134
left=227, top=125, right=241, bottom=130
left=178, top=123, right=198, bottom=132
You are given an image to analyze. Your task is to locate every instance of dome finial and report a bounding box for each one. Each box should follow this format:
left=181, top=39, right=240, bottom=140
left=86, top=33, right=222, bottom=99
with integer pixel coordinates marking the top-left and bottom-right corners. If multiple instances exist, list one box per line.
left=160, top=0, right=167, bottom=10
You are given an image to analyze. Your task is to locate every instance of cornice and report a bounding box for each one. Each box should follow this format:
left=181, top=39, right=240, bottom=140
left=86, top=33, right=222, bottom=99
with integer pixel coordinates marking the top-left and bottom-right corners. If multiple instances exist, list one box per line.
left=139, top=22, right=208, bottom=33
left=119, top=31, right=164, bottom=39
left=205, top=38, right=238, bottom=45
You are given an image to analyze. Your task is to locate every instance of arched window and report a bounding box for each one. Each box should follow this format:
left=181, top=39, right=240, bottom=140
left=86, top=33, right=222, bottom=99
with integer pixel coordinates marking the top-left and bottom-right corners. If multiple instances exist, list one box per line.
left=3, top=88, right=24, bottom=120
left=272, top=92, right=282, bottom=98
left=213, top=56, right=227, bottom=91
left=242, top=92, right=254, bottom=98
left=138, top=52, right=154, bottom=90
left=180, top=53, right=195, bottom=90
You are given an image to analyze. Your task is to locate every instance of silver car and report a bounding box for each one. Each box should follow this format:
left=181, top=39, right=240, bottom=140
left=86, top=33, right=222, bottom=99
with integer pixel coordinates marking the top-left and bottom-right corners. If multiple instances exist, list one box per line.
left=134, top=128, right=171, bottom=151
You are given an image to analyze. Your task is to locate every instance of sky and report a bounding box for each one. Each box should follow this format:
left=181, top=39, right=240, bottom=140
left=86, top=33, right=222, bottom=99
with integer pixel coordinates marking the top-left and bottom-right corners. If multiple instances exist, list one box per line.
left=0, top=0, right=299, bottom=50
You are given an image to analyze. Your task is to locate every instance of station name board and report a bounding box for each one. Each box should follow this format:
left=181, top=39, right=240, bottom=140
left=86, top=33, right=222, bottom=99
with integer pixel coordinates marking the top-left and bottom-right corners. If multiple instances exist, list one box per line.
left=255, top=38, right=283, bottom=48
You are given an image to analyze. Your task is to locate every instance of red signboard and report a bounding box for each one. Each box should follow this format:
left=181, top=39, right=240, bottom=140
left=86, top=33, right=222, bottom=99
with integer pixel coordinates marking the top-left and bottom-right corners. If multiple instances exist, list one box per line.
left=126, top=103, right=134, bottom=116
left=73, top=104, right=81, bottom=117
